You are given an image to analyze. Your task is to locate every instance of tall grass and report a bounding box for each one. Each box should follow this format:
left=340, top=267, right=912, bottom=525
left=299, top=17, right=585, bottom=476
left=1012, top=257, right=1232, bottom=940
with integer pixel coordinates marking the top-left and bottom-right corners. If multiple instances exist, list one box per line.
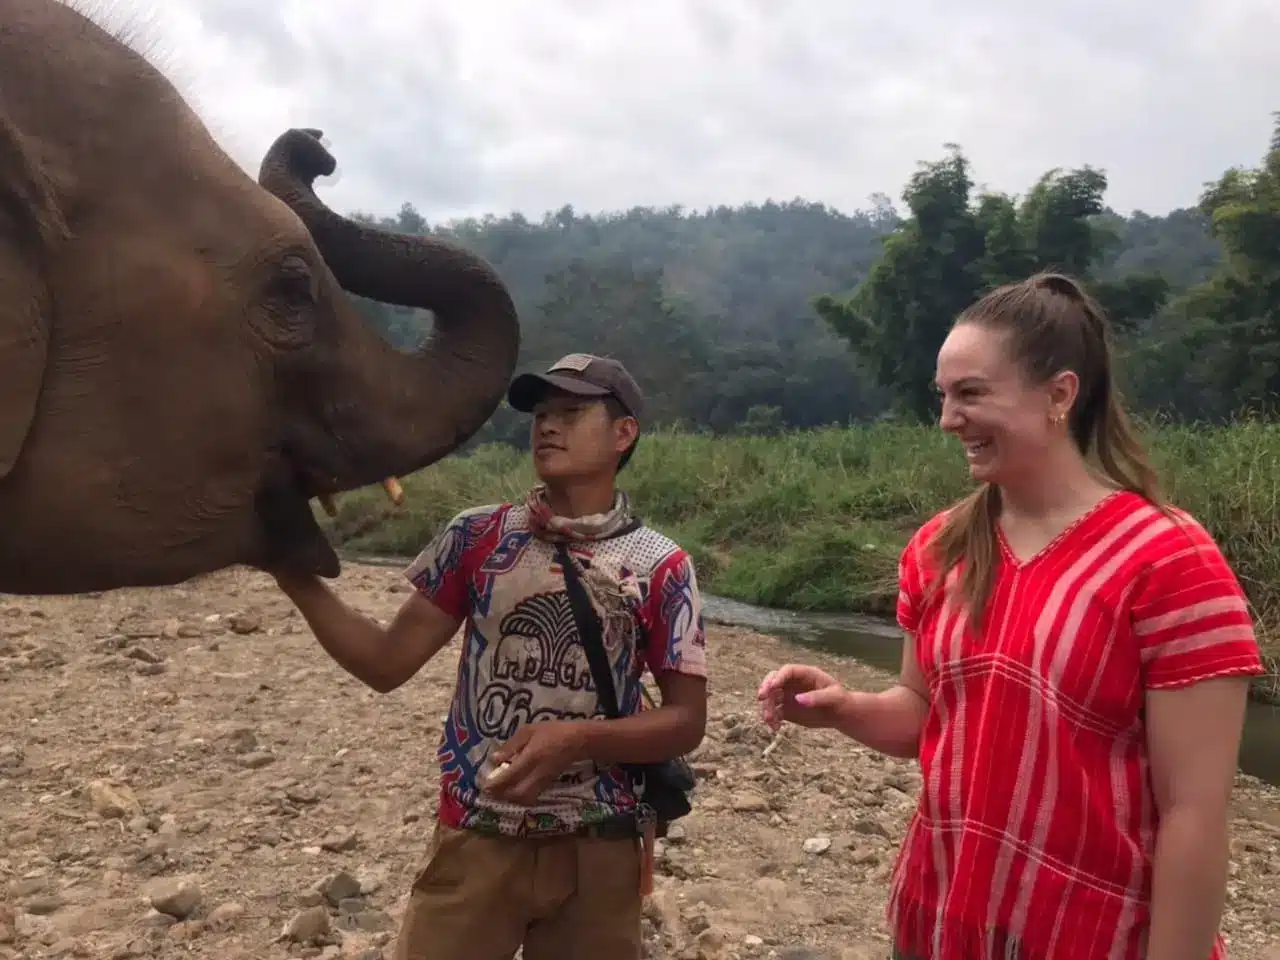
left=322, top=420, right=1280, bottom=665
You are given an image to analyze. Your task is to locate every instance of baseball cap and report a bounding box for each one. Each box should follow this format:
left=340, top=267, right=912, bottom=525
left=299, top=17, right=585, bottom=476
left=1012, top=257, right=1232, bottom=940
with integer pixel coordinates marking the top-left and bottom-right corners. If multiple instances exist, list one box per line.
left=507, top=353, right=644, bottom=419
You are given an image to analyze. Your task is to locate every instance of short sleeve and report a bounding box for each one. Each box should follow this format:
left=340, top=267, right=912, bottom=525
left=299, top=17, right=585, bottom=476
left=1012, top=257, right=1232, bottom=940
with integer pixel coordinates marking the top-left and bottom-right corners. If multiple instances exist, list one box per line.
left=897, top=538, right=923, bottom=635
left=898, top=515, right=944, bottom=635
left=1132, top=519, right=1264, bottom=690
left=644, top=551, right=707, bottom=678
left=403, top=508, right=490, bottom=620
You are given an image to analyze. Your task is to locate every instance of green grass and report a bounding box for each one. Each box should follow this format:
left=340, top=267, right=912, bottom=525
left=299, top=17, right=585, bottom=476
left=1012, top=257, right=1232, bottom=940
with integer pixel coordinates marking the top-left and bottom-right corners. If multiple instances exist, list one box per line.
left=321, top=419, right=1280, bottom=693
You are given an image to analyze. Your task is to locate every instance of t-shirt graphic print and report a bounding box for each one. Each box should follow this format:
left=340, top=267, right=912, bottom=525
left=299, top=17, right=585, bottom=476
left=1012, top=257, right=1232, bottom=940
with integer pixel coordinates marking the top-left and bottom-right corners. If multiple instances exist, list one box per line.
left=404, top=501, right=707, bottom=837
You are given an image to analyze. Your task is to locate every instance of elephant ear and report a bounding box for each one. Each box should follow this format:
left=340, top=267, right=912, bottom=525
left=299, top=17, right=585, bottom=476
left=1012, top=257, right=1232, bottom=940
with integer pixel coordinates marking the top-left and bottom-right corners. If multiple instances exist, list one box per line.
left=0, top=112, right=64, bottom=480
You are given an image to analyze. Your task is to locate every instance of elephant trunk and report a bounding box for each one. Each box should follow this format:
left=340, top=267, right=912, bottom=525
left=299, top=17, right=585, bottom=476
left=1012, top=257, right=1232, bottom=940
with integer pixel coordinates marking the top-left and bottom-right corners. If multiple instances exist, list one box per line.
left=257, top=128, right=520, bottom=488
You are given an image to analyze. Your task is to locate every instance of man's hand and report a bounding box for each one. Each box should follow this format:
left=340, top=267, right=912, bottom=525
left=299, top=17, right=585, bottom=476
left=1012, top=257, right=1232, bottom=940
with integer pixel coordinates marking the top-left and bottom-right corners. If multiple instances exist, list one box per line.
left=485, top=720, right=590, bottom=806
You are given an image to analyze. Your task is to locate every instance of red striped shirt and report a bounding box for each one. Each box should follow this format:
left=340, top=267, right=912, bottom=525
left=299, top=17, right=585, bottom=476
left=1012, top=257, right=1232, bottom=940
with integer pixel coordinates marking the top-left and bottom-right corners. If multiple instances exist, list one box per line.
left=888, top=490, right=1264, bottom=960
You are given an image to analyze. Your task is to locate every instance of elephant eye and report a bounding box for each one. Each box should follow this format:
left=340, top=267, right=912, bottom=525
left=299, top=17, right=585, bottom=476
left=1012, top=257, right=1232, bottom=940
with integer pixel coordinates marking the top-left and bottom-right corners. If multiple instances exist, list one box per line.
left=250, top=254, right=317, bottom=351
left=270, top=255, right=316, bottom=305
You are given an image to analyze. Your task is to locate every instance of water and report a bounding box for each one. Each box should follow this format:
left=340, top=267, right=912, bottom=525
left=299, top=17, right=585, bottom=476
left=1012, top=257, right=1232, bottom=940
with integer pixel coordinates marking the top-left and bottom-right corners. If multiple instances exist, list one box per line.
left=701, top=594, right=1280, bottom=788
left=346, top=553, right=1280, bottom=787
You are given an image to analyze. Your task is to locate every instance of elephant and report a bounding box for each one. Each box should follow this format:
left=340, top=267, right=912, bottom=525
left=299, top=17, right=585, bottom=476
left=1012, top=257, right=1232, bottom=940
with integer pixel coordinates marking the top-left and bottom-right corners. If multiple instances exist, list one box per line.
left=0, top=0, right=520, bottom=595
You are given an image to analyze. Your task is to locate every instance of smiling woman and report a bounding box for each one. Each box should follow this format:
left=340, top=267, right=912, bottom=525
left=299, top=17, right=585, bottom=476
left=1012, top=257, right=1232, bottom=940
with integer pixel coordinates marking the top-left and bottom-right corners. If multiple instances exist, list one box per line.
left=759, top=271, right=1265, bottom=960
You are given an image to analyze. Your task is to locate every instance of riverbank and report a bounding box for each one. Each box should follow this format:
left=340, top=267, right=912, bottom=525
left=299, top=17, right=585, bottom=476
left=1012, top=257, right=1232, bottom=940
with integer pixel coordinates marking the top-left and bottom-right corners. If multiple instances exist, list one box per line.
left=320, top=421, right=1280, bottom=701
left=1, top=564, right=1277, bottom=958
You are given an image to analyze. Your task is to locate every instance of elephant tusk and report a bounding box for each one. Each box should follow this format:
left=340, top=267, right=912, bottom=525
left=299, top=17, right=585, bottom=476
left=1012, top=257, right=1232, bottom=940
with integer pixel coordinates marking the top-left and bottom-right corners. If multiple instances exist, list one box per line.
left=317, top=494, right=338, bottom=517
left=382, top=477, right=404, bottom=507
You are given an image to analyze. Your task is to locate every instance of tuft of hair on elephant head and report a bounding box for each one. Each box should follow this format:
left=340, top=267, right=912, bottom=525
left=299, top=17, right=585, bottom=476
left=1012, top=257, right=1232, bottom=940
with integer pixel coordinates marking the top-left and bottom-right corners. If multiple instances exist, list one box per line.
left=0, top=0, right=520, bottom=595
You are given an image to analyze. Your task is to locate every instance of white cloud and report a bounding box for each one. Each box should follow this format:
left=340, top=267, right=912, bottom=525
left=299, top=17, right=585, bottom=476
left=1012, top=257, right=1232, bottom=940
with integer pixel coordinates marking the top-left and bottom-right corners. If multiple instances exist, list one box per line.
left=88, top=0, right=1280, bottom=222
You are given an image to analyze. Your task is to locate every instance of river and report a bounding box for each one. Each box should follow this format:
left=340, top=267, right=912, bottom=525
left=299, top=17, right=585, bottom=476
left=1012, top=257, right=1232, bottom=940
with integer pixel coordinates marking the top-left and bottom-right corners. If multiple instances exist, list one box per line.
left=700, top=594, right=1280, bottom=788
left=345, top=553, right=1279, bottom=787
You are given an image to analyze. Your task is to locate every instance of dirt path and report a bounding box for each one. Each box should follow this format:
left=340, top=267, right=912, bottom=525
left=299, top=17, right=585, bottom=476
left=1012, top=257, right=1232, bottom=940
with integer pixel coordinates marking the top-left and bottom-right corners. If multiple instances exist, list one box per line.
left=1, top=562, right=1278, bottom=959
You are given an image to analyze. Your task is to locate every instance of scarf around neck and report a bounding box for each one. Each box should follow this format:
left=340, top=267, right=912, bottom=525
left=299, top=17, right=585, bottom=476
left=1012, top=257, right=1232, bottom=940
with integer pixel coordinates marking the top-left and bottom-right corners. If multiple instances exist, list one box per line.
left=524, top=484, right=635, bottom=543
left=523, top=484, right=643, bottom=661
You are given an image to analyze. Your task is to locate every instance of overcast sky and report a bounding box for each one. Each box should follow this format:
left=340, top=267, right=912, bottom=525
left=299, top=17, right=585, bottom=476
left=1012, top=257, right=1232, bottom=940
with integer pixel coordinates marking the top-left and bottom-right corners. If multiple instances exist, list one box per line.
left=113, top=0, right=1279, bottom=224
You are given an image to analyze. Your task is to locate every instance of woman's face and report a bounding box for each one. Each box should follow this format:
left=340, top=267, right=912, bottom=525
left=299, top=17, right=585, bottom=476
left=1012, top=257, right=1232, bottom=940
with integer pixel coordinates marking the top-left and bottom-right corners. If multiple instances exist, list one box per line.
left=934, top=322, right=1076, bottom=486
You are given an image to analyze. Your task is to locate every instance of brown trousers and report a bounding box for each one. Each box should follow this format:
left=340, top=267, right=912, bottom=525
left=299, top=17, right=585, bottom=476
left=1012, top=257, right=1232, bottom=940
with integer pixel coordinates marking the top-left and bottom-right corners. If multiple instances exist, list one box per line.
left=391, top=821, right=644, bottom=960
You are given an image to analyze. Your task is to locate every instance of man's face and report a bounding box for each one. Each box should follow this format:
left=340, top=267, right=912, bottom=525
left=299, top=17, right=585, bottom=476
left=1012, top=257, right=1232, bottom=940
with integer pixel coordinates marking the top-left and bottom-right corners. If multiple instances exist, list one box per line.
left=529, top=391, right=637, bottom=482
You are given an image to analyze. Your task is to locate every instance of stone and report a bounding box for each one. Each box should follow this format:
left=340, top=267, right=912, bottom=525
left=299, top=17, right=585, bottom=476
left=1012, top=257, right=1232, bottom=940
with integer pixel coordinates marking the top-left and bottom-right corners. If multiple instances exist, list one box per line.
left=852, top=818, right=891, bottom=839
left=225, top=728, right=258, bottom=754
left=282, top=905, right=330, bottom=944
left=0, top=745, right=23, bottom=770
left=641, top=888, right=680, bottom=932
left=147, top=876, right=202, bottom=920
left=86, top=780, right=141, bottom=820
left=802, top=837, right=832, bottom=855
left=695, top=927, right=729, bottom=960
left=123, top=646, right=163, bottom=665
left=14, top=913, right=52, bottom=939
left=287, top=785, right=322, bottom=805
left=317, top=870, right=363, bottom=911
left=166, top=921, right=202, bottom=943
left=206, top=902, right=244, bottom=930
left=320, top=830, right=359, bottom=853
left=228, top=613, right=261, bottom=635
left=347, top=911, right=394, bottom=933
left=730, top=792, right=770, bottom=813
left=24, top=896, right=63, bottom=916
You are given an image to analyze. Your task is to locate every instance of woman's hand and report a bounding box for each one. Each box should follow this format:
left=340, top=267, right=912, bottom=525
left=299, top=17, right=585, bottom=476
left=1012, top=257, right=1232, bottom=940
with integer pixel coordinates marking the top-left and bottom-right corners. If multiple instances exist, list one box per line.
left=757, top=664, right=852, bottom=730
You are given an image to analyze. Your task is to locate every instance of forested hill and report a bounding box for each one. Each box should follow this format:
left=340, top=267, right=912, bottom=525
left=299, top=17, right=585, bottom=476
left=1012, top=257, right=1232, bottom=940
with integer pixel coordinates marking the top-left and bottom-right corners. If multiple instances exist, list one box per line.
left=343, top=139, right=1256, bottom=445
left=349, top=199, right=905, bottom=439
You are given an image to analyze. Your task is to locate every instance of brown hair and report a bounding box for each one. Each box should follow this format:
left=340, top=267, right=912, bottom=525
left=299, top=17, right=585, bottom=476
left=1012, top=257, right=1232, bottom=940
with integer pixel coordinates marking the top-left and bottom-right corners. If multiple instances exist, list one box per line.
left=926, top=271, right=1163, bottom=624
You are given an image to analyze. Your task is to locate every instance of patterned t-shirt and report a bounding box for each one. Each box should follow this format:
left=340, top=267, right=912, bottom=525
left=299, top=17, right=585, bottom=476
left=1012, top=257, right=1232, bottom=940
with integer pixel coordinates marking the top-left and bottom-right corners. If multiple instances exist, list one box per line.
left=404, top=501, right=707, bottom=838
left=888, top=490, right=1264, bottom=960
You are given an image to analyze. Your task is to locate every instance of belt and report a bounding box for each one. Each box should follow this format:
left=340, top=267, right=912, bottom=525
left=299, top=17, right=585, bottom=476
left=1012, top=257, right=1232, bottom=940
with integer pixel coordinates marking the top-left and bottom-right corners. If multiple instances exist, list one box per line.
left=575, top=818, right=642, bottom=840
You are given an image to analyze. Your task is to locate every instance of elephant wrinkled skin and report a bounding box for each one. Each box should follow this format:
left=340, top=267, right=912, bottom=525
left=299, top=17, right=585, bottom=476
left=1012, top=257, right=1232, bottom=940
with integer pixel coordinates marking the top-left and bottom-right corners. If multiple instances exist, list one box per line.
left=0, top=1, right=520, bottom=595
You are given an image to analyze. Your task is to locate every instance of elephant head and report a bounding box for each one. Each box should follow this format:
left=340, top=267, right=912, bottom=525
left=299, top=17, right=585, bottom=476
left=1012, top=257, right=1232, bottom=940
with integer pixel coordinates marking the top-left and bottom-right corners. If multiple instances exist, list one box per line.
left=0, top=0, right=520, bottom=595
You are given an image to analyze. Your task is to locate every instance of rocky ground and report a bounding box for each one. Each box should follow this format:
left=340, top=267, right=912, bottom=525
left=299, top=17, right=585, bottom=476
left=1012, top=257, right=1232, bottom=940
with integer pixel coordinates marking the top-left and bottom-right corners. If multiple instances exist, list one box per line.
left=0, top=562, right=1278, bottom=960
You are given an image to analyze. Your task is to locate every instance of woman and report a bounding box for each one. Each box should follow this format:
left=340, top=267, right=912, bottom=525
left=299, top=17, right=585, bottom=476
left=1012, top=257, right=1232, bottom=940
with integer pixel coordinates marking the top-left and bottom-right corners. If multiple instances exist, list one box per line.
left=758, top=272, right=1263, bottom=960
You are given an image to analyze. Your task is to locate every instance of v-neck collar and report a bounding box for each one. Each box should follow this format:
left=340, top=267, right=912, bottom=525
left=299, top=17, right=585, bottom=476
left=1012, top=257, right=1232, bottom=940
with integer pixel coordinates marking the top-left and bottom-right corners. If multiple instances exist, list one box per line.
left=995, top=489, right=1126, bottom=569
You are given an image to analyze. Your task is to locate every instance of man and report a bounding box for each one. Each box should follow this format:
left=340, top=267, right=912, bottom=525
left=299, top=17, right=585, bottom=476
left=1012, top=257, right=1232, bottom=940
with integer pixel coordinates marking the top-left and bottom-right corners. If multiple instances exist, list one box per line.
left=272, top=353, right=708, bottom=960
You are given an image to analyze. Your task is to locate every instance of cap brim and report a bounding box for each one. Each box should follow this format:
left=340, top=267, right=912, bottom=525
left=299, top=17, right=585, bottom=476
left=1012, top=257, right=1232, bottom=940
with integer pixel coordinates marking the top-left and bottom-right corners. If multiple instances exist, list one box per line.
left=507, top=372, right=611, bottom=412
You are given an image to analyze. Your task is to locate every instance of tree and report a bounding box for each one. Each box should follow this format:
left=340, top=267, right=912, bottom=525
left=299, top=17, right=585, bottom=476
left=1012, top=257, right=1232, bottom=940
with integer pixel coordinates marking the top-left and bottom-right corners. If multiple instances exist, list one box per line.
left=815, top=146, right=1171, bottom=420
left=814, top=146, right=986, bottom=420
left=1172, top=113, right=1280, bottom=413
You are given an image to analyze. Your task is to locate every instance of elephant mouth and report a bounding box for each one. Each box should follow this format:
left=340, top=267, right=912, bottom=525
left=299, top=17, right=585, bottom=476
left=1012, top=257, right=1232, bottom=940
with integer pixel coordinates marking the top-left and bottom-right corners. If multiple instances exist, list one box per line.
left=253, top=465, right=343, bottom=578
left=253, top=436, right=407, bottom=579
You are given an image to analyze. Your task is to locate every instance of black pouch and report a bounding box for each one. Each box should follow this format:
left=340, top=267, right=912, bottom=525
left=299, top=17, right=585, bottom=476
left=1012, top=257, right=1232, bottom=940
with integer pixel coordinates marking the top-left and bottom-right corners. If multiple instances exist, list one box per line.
left=555, top=541, right=695, bottom=836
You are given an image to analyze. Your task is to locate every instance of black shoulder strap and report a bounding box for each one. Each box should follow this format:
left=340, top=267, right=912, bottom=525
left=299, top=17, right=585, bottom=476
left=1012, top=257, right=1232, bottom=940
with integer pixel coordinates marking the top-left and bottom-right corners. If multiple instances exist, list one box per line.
left=602, top=517, right=643, bottom=539
left=554, top=541, right=621, bottom=718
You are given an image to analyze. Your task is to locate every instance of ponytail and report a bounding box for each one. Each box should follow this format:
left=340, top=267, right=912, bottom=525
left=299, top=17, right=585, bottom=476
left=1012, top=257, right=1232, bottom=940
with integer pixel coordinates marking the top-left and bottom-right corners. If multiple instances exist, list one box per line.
left=925, top=482, right=1001, bottom=627
left=1094, top=390, right=1162, bottom=504
left=1069, top=279, right=1163, bottom=506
